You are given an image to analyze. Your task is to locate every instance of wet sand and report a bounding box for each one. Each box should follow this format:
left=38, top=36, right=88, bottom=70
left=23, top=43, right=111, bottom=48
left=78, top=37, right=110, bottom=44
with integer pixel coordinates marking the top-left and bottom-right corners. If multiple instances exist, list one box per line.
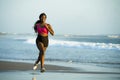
left=0, top=61, right=74, bottom=71
left=0, top=61, right=120, bottom=80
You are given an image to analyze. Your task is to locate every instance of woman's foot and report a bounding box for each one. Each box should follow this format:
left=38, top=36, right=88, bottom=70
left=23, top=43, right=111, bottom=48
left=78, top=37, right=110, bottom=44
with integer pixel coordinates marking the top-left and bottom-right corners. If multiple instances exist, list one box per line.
left=33, top=64, right=38, bottom=70
left=41, top=67, right=46, bottom=73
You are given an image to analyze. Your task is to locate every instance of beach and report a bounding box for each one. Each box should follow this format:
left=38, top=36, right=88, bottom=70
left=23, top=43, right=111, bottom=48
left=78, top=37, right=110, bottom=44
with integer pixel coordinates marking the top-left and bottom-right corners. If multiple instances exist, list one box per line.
left=0, top=61, right=75, bottom=71
left=0, top=61, right=120, bottom=80
left=0, top=34, right=120, bottom=80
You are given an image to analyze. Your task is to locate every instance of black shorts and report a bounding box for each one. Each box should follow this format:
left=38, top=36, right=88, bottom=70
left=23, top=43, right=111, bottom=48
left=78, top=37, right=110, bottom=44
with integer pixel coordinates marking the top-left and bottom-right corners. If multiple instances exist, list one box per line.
left=36, top=35, right=49, bottom=47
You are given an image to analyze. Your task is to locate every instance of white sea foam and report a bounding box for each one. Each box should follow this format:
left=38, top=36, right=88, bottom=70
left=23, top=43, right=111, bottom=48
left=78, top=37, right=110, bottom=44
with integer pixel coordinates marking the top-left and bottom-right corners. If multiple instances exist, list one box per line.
left=24, top=38, right=120, bottom=50
left=25, top=38, right=35, bottom=44
left=107, top=35, right=120, bottom=38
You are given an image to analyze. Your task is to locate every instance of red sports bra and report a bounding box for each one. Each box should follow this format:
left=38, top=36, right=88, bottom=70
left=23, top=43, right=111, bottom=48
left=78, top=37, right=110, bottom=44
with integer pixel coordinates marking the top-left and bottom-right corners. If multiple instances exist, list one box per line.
left=36, top=24, right=48, bottom=34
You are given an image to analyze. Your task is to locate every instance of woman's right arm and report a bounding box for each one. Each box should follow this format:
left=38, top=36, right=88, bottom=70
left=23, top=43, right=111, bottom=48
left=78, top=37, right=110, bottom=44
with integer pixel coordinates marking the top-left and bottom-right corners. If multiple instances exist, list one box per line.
left=34, top=24, right=37, bottom=33
left=34, top=20, right=39, bottom=33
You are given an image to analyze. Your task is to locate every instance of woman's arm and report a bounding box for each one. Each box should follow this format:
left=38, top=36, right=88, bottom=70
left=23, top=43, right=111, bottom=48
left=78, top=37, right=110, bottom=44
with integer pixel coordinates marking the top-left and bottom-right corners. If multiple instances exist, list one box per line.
left=45, top=24, right=54, bottom=36
left=33, top=20, right=40, bottom=33
left=34, top=23, right=37, bottom=33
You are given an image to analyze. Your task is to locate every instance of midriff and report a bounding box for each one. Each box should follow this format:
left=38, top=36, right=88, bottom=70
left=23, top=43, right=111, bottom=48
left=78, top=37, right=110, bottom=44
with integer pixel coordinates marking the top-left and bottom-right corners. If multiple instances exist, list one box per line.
left=38, top=33, right=48, bottom=37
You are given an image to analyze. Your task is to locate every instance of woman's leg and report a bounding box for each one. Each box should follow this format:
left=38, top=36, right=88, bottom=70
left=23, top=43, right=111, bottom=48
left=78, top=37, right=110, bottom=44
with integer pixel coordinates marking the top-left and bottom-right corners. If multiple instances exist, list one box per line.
left=40, top=36, right=48, bottom=69
left=41, top=47, right=47, bottom=68
left=34, top=41, right=44, bottom=65
left=35, top=40, right=47, bottom=69
left=34, top=52, right=41, bottom=65
left=33, top=41, right=43, bottom=70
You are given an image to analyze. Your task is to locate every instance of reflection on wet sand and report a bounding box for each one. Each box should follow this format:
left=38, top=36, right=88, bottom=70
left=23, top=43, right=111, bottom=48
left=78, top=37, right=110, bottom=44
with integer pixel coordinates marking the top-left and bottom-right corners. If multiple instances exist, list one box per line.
left=32, top=76, right=36, bottom=80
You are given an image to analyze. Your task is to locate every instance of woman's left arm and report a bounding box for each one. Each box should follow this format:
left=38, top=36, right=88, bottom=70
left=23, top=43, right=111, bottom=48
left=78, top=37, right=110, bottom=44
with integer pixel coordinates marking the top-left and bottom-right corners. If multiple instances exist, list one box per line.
left=45, top=24, right=54, bottom=36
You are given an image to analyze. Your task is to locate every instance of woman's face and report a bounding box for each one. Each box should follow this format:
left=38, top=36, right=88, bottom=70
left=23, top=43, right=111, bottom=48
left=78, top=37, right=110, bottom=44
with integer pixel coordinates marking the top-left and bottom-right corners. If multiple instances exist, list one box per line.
left=41, top=15, right=46, bottom=23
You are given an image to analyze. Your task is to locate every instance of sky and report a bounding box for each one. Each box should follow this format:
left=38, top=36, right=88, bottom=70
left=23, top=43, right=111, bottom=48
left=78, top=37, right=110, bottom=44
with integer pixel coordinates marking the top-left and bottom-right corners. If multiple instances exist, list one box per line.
left=0, top=0, right=120, bottom=35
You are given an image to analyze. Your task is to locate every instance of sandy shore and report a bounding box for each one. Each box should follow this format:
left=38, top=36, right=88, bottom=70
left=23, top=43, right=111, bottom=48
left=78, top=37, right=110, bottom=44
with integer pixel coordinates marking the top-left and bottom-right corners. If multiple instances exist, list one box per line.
left=0, top=61, right=120, bottom=80
left=0, top=61, right=74, bottom=71
left=0, top=61, right=120, bottom=73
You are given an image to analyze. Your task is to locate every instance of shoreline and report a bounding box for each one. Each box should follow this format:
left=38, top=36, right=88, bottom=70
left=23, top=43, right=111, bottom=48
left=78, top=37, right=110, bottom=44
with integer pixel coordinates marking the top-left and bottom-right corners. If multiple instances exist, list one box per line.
left=0, top=61, right=75, bottom=71
left=0, top=61, right=120, bottom=80
left=0, top=60, right=120, bottom=74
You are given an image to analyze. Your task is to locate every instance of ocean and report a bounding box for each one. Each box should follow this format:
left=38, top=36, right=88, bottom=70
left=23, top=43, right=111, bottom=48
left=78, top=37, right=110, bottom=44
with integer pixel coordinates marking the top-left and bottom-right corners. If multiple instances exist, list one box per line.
left=0, top=32, right=120, bottom=69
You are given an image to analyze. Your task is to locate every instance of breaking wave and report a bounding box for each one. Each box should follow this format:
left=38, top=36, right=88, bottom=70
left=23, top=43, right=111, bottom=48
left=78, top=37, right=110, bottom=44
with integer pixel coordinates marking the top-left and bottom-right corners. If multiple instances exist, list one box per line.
left=24, top=38, right=120, bottom=50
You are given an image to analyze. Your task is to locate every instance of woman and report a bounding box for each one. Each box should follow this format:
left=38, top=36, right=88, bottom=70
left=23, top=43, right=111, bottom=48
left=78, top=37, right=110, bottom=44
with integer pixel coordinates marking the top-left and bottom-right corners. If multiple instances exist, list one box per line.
left=33, top=13, right=54, bottom=72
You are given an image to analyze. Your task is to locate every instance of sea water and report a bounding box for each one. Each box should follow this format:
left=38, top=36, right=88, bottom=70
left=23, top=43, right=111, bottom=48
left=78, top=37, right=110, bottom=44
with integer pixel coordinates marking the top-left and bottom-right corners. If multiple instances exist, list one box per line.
left=0, top=33, right=120, bottom=69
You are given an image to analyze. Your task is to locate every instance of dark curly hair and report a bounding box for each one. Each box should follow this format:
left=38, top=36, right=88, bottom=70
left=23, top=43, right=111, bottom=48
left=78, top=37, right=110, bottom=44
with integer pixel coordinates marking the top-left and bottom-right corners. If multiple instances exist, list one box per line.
left=39, top=13, right=47, bottom=21
left=34, top=13, right=47, bottom=33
